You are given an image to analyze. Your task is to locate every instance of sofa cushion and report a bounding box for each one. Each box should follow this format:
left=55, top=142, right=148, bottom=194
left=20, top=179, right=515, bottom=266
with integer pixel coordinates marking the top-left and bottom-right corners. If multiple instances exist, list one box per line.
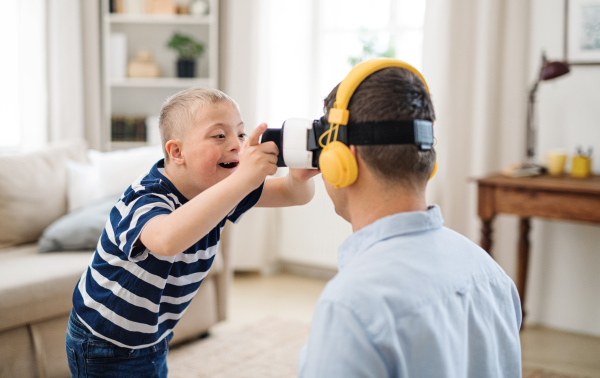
left=0, top=244, right=225, bottom=332
left=0, top=140, right=87, bottom=248
left=67, top=145, right=163, bottom=212
left=0, top=243, right=224, bottom=333
left=0, top=244, right=92, bottom=332
left=38, top=195, right=118, bottom=253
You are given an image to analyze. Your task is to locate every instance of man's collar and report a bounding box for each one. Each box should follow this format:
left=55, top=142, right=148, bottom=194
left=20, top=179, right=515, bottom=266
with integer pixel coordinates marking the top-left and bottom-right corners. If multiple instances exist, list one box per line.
left=338, top=205, right=444, bottom=271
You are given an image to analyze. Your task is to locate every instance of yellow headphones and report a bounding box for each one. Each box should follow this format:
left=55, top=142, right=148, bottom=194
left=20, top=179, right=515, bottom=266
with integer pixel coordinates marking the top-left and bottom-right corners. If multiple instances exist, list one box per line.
left=319, top=58, right=438, bottom=188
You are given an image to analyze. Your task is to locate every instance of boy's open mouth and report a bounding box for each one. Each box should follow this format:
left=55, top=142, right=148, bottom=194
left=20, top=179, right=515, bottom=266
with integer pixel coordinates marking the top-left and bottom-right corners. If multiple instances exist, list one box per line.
left=219, top=161, right=238, bottom=169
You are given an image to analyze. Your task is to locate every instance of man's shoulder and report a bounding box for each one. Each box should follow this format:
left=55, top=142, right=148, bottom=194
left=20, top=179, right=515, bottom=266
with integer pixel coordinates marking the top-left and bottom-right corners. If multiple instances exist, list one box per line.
left=320, top=228, right=514, bottom=316
left=317, top=260, right=411, bottom=317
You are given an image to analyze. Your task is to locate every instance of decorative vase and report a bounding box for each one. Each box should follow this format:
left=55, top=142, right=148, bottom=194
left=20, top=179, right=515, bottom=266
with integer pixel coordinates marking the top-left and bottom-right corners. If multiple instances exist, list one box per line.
left=177, top=59, right=196, bottom=78
left=190, top=0, right=209, bottom=15
left=127, top=50, right=160, bottom=78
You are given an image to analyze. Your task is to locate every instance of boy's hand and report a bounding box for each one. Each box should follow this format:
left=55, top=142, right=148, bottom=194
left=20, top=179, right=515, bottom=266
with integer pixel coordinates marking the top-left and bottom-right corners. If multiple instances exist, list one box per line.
left=234, top=123, right=279, bottom=190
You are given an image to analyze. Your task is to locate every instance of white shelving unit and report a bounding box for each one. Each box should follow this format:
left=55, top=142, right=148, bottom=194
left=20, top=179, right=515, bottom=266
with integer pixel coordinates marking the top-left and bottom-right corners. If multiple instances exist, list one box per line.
left=100, top=0, right=219, bottom=150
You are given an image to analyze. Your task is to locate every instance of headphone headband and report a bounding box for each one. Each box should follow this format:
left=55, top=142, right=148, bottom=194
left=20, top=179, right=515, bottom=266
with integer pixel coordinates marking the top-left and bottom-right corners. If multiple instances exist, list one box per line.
left=328, top=58, right=431, bottom=126
left=319, top=58, right=437, bottom=188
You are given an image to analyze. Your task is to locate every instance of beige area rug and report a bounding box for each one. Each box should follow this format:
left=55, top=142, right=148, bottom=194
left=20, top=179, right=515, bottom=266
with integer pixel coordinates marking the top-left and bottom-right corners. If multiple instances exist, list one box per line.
left=168, top=317, right=590, bottom=378
left=167, top=317, right=310, bottom=378
left=522, top=369, right=593, bottom=378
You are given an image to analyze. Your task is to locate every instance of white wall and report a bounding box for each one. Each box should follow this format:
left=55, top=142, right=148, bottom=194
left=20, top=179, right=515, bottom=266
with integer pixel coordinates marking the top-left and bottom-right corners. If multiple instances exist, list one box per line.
left=522, top=0, right=600, bottom=336
left=278, top=175, right=351, bottom=270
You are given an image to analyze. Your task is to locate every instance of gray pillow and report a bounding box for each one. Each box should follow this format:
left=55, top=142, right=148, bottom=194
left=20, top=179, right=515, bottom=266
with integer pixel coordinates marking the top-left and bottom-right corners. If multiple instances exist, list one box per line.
left=38, top=196, right=117, bottom=253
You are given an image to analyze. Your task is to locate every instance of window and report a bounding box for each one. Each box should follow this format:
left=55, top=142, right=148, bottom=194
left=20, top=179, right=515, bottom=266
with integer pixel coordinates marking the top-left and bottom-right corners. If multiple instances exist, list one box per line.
left=315, top=0, right=427, bottom=108
left=0, top=1, right=21, bottom=151
left=261, top=0, right=427, bottom=125
left=0, top=0, right=46, bottom=153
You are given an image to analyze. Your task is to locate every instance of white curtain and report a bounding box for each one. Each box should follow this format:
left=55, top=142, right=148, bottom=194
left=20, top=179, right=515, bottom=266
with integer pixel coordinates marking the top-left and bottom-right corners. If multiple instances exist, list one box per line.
left=81, top=1, right=103, bottom=150
left=0, top=0, right=100, bottom=152
left=422, top=0, right=532, bottom=278
left=46, top=0, right=102, bottom=149
left=47, top=0, right=84, bottom=143
left=219, top=0, right=280, bottom=272
left=0, top=0, right=47, bottom=152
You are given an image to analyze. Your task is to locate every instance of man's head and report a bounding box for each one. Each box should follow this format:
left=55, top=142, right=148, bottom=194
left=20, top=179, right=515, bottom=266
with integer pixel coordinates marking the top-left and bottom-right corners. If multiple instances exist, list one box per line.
left=323, top=67, right=436, bottom=192
left=159, top=87, right=246, bottom=194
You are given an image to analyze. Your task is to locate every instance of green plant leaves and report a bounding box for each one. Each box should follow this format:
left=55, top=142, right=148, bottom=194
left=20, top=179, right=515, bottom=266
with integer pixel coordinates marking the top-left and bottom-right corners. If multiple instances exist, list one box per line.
left=167, top=32, right=205, bottom=59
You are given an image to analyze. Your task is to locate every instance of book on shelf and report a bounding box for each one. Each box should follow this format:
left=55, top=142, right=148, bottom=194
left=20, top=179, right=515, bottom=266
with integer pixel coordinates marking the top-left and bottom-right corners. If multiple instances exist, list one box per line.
left=111, top=0, right=178, bottom=15
left=111, top=116, right=147, bottom=142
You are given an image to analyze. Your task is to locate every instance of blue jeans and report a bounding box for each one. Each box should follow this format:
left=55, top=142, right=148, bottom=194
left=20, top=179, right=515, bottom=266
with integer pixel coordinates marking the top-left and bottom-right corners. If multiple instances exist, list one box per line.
left=65, top=309, right=173, bottom=378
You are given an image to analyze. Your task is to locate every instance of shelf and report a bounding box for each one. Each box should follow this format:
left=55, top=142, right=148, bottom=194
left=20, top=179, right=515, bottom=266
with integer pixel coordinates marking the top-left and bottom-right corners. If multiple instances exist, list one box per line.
left=107, top=14, right=213, bottom=25
left=109, top=141, right=150, bottom=150
left=100, top=0, right=219, bottom=151
left=109, top=77, right=215, bottom=88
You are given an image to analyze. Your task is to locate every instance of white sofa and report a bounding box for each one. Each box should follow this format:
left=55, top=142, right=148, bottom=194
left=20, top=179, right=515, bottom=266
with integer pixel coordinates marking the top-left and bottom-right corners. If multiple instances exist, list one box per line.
left=0, top=140, right=231, bottom=378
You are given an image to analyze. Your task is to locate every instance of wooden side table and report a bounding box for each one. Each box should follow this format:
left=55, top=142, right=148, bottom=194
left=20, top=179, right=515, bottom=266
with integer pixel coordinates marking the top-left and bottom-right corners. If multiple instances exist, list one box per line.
left=476, top=174, right=600, bottom=323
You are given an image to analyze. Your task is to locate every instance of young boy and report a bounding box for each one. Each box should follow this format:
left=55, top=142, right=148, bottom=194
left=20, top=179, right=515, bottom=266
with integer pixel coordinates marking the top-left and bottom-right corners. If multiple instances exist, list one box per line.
left=66, top=87, right=318, bottom=377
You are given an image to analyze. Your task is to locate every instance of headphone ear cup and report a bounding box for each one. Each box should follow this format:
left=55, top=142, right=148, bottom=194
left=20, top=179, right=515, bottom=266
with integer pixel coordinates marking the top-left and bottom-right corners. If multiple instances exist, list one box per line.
left=429, top=159, right=438, bottom=180
left=319, top=141, right=358, bottom=188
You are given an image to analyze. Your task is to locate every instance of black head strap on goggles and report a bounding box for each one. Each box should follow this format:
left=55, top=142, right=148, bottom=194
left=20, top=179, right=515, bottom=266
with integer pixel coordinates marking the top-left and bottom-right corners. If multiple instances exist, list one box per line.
left=308, top=116, right=434, bottom=151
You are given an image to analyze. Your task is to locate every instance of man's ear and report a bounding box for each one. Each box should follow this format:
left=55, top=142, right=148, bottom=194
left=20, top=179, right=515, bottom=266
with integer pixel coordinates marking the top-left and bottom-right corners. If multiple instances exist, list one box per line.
left=349, top=145, right=360, bottom=165
left=165, top=140, right=184, bottom=165
left=349, top=145, right=365, bottom=173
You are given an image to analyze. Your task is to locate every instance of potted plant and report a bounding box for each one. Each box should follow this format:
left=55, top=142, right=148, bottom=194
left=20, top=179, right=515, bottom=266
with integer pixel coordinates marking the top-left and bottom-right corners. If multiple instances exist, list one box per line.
left=166, top=32, right=205, bottom=78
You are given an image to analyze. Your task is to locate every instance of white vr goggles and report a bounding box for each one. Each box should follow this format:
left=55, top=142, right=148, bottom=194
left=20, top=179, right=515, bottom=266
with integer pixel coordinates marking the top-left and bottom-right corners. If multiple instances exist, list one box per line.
left=260, top=116, right=434, bottom=169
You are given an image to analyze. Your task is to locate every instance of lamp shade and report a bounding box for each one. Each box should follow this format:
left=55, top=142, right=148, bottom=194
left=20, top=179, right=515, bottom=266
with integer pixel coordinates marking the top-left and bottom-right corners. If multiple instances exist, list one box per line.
left=540, top=61, right=570, bottom=81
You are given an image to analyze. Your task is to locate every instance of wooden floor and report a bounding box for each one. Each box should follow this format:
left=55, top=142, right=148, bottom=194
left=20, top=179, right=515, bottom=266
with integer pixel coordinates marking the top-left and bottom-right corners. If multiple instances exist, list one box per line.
left=521, top=325, right=600, bottom=377
left=212, top=272, right=600, bottom=378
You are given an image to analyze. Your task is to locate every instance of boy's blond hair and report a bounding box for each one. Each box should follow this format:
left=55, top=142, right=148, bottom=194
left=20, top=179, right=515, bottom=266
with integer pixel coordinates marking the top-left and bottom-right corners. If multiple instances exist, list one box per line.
left=159, top=87, right=239, bottom=160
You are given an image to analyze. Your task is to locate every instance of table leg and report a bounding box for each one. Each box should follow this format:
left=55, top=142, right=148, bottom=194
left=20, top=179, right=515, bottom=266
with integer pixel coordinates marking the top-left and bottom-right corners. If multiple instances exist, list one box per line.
left=480, top=218, right=494, bottom=258
left=517, top=217, right=531, bottom=325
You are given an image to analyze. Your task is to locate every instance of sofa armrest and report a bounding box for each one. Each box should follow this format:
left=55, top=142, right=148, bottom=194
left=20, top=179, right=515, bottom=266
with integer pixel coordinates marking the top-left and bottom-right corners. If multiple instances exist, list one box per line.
left=0, top=245, right=93, bottom=333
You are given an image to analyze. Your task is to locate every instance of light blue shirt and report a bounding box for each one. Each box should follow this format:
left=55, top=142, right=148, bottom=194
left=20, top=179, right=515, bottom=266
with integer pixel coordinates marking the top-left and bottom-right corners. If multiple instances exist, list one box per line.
left=299, top=206, right=522, bottom=377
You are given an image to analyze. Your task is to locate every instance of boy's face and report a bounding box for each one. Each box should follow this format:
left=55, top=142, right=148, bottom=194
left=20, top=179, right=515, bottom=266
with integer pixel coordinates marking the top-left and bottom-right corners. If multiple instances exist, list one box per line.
left=180, top=100, right=246, bottom=192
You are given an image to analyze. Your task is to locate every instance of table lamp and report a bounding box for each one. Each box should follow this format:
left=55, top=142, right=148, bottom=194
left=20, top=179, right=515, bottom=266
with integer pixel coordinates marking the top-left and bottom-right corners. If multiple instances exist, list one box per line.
left=518, top=52, right=570, bottom=176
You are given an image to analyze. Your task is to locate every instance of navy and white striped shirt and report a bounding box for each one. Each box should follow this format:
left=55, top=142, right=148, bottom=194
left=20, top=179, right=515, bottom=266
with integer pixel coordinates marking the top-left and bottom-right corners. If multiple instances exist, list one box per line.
left=72, top=159, right=263, bottom=348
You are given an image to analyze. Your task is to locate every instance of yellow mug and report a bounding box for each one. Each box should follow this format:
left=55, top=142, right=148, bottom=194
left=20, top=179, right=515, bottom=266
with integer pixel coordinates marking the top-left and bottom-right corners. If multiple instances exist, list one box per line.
left=547, top=151, right=567, bottom=176
left=571, top=155, right=592, bottom=178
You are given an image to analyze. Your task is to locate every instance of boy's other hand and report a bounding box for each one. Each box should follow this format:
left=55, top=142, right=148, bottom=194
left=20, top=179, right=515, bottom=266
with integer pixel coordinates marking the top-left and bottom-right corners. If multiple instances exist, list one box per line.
left=235, top=123, right=279, bottom=189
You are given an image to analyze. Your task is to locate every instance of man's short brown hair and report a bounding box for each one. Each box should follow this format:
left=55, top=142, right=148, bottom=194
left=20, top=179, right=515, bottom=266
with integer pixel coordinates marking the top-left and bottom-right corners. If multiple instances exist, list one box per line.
left=324, top=67, right=436, bottom=189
